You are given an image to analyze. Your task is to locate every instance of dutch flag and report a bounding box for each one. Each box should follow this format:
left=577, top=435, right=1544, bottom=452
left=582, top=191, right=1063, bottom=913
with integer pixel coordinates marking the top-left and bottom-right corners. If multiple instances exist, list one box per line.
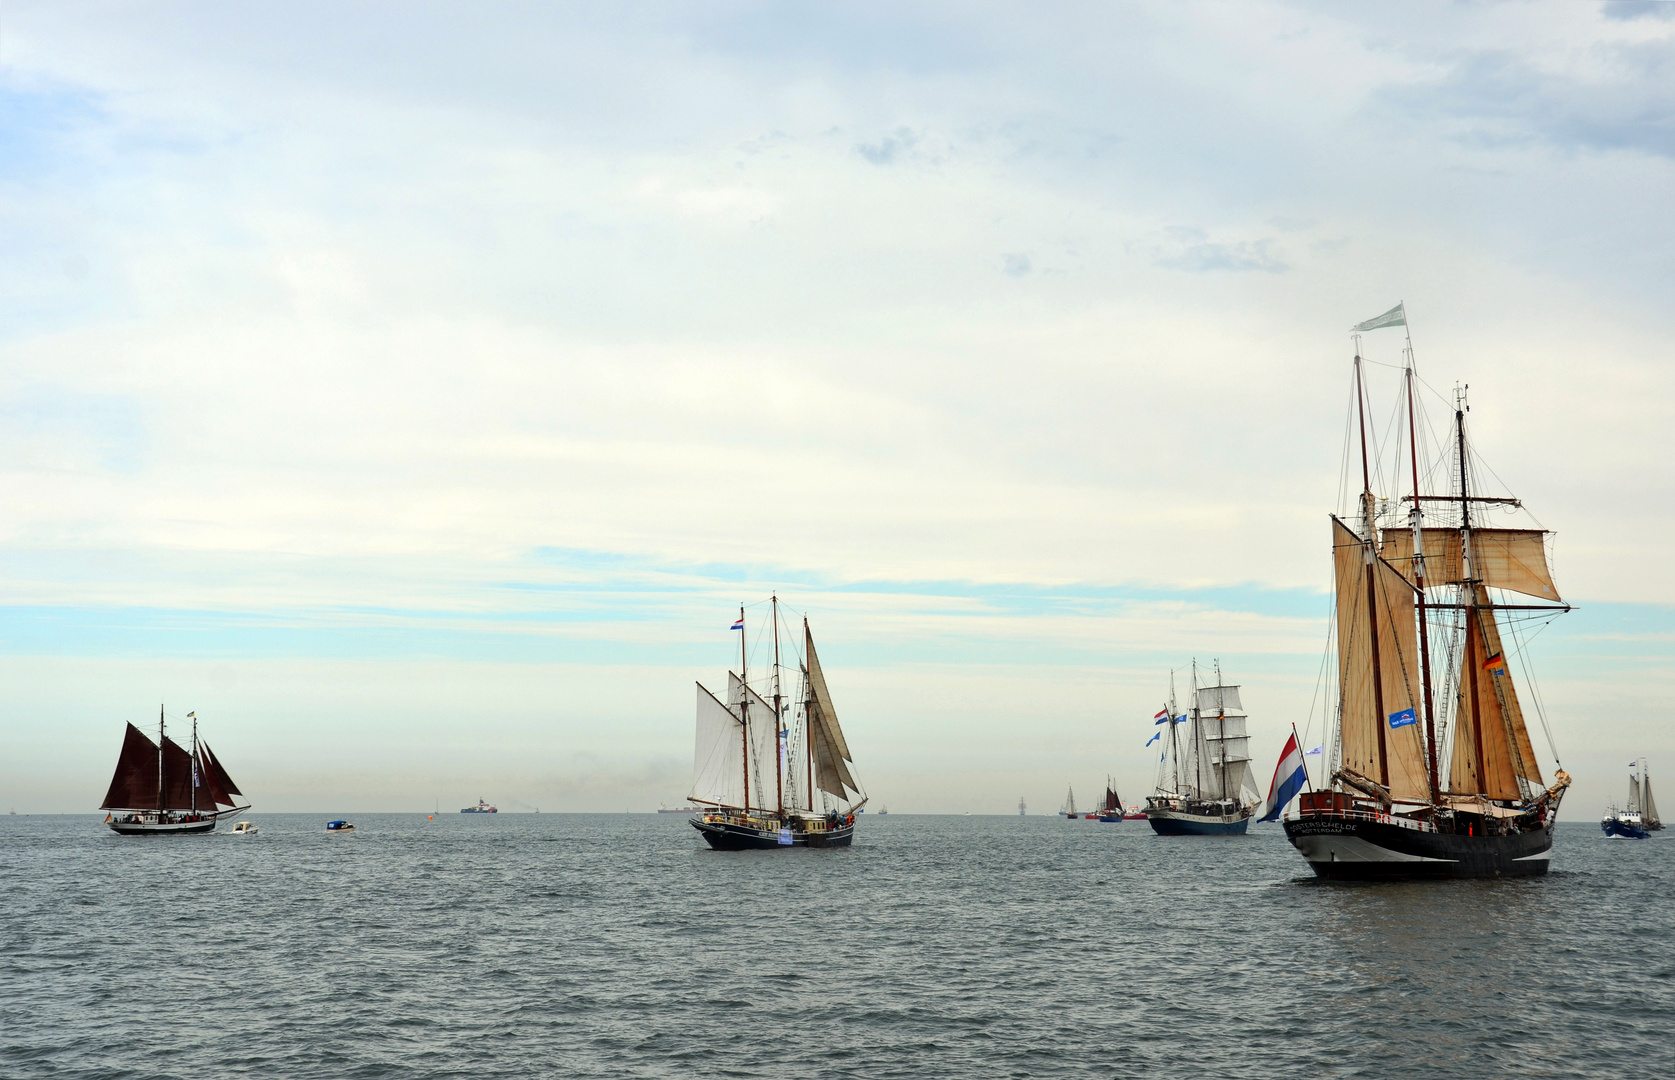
left=1258, top=731, right=1309, bottom=823
left=730, top=617, right=745, bottom=631
left=1153, top=708, right=1169, bottom=725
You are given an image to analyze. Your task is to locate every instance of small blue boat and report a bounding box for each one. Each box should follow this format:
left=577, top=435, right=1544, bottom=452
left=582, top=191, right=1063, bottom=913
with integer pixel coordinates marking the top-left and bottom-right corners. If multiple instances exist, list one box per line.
left=325, top=820, right=355, bottom=833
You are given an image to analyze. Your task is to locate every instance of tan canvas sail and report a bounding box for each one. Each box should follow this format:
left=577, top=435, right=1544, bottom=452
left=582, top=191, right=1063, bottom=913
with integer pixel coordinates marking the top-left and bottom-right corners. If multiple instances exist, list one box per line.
left=1449, top=588, right=1543, bottom=799
left=805, top=627, right=858, bottom=798
left=1333, top=517, right=1431, bottom=802
left=1382, top=528, right=1560, bottom=601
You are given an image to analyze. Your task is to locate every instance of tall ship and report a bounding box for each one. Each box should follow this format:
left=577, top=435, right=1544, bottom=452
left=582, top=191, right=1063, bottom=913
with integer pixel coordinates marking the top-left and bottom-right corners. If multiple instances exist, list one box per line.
left=1282, top=305, right=1572, bottom=878
left=688, top=597, right=865, bottom=849
left=1060, top=786, right=1078, bottom=819
left=1144, top=664, right=1259, bottom=834
left=101, top=708, right=248, bottom=834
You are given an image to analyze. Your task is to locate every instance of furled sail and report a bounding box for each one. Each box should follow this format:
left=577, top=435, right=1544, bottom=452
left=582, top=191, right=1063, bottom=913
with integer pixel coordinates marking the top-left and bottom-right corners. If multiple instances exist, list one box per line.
left=100, top=723, right=160, bottom=810
left=691, top=683, right=747, bottom=808
left=1448, top=588, right=1543, bottom=799
left=805, top=627, right=858, bottom=798
left=1333, top=517, right=1431, bottom=802
left=1381, top=528, right=1560, bottom=601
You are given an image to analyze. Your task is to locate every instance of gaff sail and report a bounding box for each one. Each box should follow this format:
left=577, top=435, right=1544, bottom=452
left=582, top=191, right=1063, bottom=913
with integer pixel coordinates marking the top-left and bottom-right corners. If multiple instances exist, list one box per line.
left=100, top=723, right=161, bottom=811
left=1332, top=516, right=1431, bottom=802
left=1448, top=586, right=1543, bottom=800
left=806, top=627, right=858, bottom=799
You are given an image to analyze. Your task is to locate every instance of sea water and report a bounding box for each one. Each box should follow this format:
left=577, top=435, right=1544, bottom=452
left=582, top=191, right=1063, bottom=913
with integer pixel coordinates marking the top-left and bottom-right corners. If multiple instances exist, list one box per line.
left=1, top=814, right=1669, bottom=1078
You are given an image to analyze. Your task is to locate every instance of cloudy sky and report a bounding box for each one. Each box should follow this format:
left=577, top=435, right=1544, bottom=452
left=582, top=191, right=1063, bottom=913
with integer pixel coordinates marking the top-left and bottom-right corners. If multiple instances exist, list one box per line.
left=2, top=1, right=1671, bottom=815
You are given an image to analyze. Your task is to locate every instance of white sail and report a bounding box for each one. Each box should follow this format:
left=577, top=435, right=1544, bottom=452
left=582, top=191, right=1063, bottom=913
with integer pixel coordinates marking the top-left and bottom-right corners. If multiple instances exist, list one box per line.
left=1645, top=773, right=1662, bottom=827
left=730, top=673, right=786, bottom=810
left=1195, top=685, right=1243, bottom=715
left=691, top=683, right=746, bottom=808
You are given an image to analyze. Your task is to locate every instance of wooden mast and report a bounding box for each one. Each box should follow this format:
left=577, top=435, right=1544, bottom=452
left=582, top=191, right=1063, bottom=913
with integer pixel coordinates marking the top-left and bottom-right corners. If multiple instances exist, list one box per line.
left=805, top=616, right=814, bottom=812
left=772, top=594, right=783, bottom=817
left=191, top=714, right=198, bottom=816
left=157, top=704, right=165, bottom=815
left=1405, top=365, right=1442, bottom=805
left=1190, top=661, right=1203, bottom=800
left=739, top=604, right=749, bottom=815
left=1458, top=402, right=1489, bottom=795
left=1215, top=660, right=1228, bottom=808
left=1355, top=352, right=1392, bottom=788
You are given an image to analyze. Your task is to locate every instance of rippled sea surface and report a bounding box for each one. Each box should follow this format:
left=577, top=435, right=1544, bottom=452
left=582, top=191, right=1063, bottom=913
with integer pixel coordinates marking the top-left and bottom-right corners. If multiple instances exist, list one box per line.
left=2, top=814, right=1671, bottom=1078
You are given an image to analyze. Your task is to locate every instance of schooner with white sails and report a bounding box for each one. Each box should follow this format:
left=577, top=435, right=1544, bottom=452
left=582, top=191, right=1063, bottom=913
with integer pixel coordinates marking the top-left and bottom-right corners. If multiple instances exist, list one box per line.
left=1282, top=305, right=1572, bottom=878
left=688, top=597, right=865, bottom=849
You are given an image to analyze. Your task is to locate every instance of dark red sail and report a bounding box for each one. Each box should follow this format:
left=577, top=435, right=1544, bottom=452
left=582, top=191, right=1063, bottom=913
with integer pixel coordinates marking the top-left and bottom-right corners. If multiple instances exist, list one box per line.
left=201, top=742, right=242, bottom=801
left=100, top=723, right=160, bottom=810
left=199, top=746, right=232, bottom=806
left=158, top=737, right=220, bottom=811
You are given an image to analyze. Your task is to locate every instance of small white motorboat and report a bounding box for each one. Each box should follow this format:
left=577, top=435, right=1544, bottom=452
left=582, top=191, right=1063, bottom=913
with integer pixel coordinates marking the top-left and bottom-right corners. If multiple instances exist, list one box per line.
left=231, top=821, right=258, bottom=835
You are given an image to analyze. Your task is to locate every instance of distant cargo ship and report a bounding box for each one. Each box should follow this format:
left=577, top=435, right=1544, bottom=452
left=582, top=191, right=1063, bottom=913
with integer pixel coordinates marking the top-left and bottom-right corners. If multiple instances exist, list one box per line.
left=658, top=804, right=704, bottom=814
left=460, top=799, right=498, bottom=814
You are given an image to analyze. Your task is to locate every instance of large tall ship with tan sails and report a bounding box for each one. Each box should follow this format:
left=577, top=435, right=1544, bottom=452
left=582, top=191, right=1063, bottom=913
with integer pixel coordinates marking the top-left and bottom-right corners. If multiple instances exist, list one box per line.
left=1283, top=305, right=1571, bottom=878
left=689, top=597, right=865, bottom=849
left=101, top=708, right=249, bottom=834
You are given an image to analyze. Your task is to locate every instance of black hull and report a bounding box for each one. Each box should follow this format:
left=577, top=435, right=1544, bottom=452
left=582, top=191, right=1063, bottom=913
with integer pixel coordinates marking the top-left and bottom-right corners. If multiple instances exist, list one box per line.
left=691, top=818, right=854, bottom=849
left=1284, top=815, right=1554, bottom=879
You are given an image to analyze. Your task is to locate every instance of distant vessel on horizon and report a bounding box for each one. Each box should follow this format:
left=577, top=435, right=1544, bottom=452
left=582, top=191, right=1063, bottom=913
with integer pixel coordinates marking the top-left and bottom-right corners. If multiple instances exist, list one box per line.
left=1060, top=786, right=1078, bottom=819
left=1603, top=759, right=1660, bottom=838
left=688, top=598, right=864, bottom=849
left=100, top=707, right=248, bottom=835
left=1144, top=664, right=1258, bottom=835
left=460, top=799, right=498, bottom=814
left=1096, top=778, right=1123, bottom=823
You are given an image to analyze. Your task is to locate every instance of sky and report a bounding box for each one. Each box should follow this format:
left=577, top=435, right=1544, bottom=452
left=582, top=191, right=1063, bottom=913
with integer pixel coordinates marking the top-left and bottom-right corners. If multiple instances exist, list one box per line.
left=1, top=0, right=1672, bottom=816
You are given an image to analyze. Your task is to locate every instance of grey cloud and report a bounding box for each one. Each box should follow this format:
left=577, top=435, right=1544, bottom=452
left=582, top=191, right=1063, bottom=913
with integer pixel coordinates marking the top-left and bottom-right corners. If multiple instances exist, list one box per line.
left=1379, top=44, right=1675, bottom=159
left=1601, top=1, right=1675, bottom=21
left=1149, top=234, right=1287, bottom=274
left=856, top=128, right=920, bottom=165
left=1001, top=252, right=1031, bottom=277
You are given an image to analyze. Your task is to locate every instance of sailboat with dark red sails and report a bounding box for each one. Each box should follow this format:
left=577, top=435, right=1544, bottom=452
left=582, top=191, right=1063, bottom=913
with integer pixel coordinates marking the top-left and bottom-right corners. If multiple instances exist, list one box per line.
left=1282, top=304, right=1571, bottom=878
left=101, top=708, right=250, bottom=834
left=689, top=597, right=865, bottom=849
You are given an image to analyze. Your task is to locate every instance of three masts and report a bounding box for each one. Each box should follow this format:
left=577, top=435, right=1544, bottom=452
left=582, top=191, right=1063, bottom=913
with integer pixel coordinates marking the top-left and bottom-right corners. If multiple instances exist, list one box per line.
left=688, top=596, right=865, bottom=849
left=1145, top=663, right=1260, bottom=834
left=1283, top=307, right=1572, bottom=878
